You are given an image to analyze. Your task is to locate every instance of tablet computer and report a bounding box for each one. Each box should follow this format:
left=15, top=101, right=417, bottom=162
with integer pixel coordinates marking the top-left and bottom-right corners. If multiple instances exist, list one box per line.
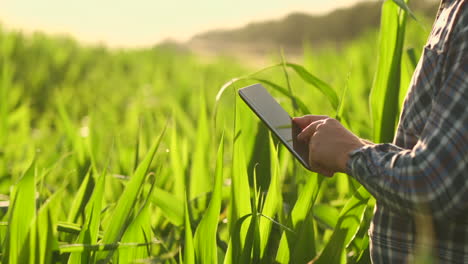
left=238, top=83, right=310, bottom=170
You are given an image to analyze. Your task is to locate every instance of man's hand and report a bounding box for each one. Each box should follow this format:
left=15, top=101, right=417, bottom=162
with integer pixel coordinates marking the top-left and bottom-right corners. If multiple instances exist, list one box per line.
left=293, top=115, right=370, bottom=176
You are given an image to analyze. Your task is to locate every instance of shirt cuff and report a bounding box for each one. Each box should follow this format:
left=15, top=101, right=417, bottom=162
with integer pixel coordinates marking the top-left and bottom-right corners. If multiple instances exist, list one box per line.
left=345, top=145, right=368, bottom=176
left=345, top=143, right=406, bottom=177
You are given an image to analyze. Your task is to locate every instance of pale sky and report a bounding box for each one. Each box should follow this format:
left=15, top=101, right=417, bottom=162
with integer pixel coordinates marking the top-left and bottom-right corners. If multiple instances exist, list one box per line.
left=0, top=0, right=370, bottom=48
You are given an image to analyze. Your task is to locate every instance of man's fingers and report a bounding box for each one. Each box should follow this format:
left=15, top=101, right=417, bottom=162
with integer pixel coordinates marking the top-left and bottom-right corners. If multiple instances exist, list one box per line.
left=305, top=129, right=335, bottom=177
left=297, top=119, right=325, bottom=142
left=292, top=115, right=328, bottom=129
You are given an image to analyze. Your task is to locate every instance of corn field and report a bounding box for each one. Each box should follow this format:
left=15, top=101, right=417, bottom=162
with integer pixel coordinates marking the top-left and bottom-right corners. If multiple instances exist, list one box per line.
left=0, top=1, right=432, bottom=263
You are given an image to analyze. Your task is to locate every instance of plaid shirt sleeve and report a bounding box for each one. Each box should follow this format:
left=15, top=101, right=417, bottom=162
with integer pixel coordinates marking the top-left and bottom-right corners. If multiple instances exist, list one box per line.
left=346, top=2, right=468, bottom=221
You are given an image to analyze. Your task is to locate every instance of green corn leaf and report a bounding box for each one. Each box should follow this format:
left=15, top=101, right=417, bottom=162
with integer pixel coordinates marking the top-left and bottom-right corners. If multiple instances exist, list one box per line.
left=239, top=213, right=258, bottom=264
left=292, top=209, right=316, bottom=264
left=193, top=136, right=224, bottom=264
left=229, top=96, right=253, bottom=234
left=406, top=47, right=418, bottom=69
left=26, top=210, right=37, bottom=264
left=392, top=0, right=417, bottom=20
left=118, top=196, right=153, bottom=263
left=400, top=48, right=418, bottom=99
left=56, top=98, right=87, bottom=167
left=59, top=242, right=154, bottom=253
left=355, top=246, right=372, bottom=264
left=275, top=234, right=290, bottom=262
left=68, top=165, right=106, bottom=263
left=281, top=49, right=298, bottom=116
left=251, top=78, right=311, bottom=115
left=36, top=209, right=57, bottom=264
left=169, top=122, right=187, bottom=201
left=284, top=63, right=339, bottom=110
left=184, top=189, right=195, bottom=264
left=0, top=59, right=12, bottom=147
left=370, top=0, right=408, bottom=143
left=313, top=204, right=340, bottom=230
left=152, top=186, right=184, bottom=226
left=3, top=161, right=36, bottom=264
left=215, top=62, right=278, bottom=103
left=57, top=222, right=86, bottom=235
left=67, top=168, right=94, bottom=224
left=215, top=63, right=338, bottom=112
left=36, top=189, right=62, bottom=264
left=258, top=136, right=282, bottom=260
left=276, top=174, right=323, bottom=263
left=240, top=167, right=261, bottom=264
left=336, top=75, right=350, bottom=123
left=313, top=187, right=371, bottom=264
left=133, top=118, right=141, bottom=173
left=247, top=121, right=271, bottom=193
left=223, top=214, right=253, bottom=264
left=224, top=98, right=253, bottom=264
left=189, top=92, right=211, bottom=201
left=97, top=123, right=166, bottom=260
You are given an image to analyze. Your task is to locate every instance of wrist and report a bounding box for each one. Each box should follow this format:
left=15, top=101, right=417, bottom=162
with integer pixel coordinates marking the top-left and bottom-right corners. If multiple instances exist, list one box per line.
left=339, top=139, right=367, bottom=172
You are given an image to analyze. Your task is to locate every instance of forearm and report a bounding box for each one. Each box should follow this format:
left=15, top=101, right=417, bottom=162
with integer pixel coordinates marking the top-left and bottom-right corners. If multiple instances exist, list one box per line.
left=346, top=141, right=468, bottom=220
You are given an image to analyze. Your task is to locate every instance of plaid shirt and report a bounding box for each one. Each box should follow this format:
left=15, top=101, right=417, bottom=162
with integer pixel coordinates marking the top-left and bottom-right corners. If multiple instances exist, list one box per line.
left=347, top=1, right=468, bottom=263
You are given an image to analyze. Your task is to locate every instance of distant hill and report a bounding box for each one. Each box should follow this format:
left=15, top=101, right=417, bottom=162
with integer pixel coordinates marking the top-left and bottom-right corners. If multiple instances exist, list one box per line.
left=188, top=0, right=438, bottom=57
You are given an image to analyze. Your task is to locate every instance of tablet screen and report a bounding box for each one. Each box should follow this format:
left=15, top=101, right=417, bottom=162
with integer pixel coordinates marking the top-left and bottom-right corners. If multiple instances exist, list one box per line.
left=238, top=83, right=310, bottom=170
